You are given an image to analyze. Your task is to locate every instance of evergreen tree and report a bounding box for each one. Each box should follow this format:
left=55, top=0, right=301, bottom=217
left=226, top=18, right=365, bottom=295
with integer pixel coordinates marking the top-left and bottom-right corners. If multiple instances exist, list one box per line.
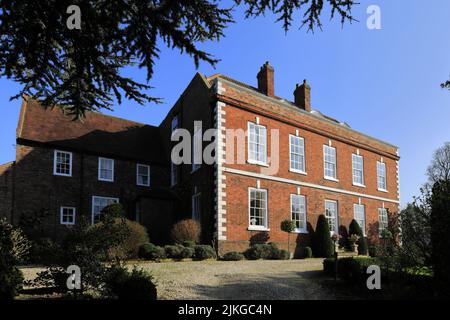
left=430, top=180, right=450, bottom=297
left=313, top=215, right=333, bottom=258
left=0, top=1, right=356, bottom=119
left=349, top=219, right=368, bottom=255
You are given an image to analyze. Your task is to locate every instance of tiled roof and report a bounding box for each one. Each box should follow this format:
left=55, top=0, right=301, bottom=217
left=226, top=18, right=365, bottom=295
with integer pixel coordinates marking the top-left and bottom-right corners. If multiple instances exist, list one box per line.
left=17, top=97, right=167, bottom=165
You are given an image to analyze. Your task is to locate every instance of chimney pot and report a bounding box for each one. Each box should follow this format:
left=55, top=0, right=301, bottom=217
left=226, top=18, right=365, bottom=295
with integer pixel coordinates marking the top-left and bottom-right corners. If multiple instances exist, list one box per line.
left=257, top=62, right=275, bottom=97
left=294, top=80, right=311, bottom=112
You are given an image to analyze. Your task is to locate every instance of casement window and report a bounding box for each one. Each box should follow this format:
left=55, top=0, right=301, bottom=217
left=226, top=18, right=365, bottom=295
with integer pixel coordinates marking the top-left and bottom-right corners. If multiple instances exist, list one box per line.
left=171, top=115, right=179, bottom=132
left=91, top=196, right=119, bottom=224
left=291, top=194, right=307, bottom=233
left=353, top=204, right=366, bottom=235
left=248, top=122, right=267, bottom=165
left=98, top=157, right=114, bottom=182
left=323, top=145, right=337, bottom=180
left=352, top=154, right=365, bottom=186
left=136, top=164, right=150, bottom=186
left=325, top=200, right=338, bottom=234
left=378, top=208, right=388, bottom=235
left=192, top=187, right=201, bottom=221
left=171, top=162, right=178, bottom=186
left=60, top=207, right=76, bottom=225
left=249, top=188, right=268, bottom=230
left=377, top=161, right=387, bottom=191
left=289, top=135, right=306, bottom=173
left=53, top=150, right=72, bottom=176
left=192, top=124, right=202, bottom=172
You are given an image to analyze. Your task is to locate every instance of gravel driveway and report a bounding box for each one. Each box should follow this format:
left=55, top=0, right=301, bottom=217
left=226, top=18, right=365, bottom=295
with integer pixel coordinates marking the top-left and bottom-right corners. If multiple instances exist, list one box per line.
left=20, top=259, right=348, bottom=300
left=128, top=258, right=342, bottom=300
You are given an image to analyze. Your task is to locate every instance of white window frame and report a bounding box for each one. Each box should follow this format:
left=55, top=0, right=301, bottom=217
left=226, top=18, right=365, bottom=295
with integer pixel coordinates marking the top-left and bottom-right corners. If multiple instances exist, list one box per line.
left=192, top=190, right=201, bottom=221
left=353, top=204, right=366, bottom=236
left=136, top=164, right=150, bottom=187
left=352, top=154, right=365, bottom=187
left=325, top=200, right=338, bottom=234
left=291, top=194, right=307, bottom=233
left=247, top=122, right=267, bottom=166
left=91, top=196, right=119, bottom=224
left=323, top=145, right=338, bottom=181
left=192, top=124, right=202, bottom=172
left=98, top=157, right=114, bottom=182
left=289, top=135, right=306, bottom=174
left=53, top=150, right=72, bottom=177
left=171, top=162, right=178, bottom=186
left=377, top=161, right=387, bottom=191
left=60, top=206, right=76, bottom=225
left=248, top=188, right=269, bottom=230
left=378, top=208, right=388, bottom=236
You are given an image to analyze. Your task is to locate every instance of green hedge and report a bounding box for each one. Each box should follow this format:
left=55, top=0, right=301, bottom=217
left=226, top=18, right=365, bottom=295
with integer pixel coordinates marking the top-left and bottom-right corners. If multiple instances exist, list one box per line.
left=244, top=243, right=289, bottom=260
left=222, top=252, right=244, bottom=261
left=193, top=245, right=216, bottom=260
left=323, top=257, right=379, bottom=284
left=138, top=243, right=166, bottom=261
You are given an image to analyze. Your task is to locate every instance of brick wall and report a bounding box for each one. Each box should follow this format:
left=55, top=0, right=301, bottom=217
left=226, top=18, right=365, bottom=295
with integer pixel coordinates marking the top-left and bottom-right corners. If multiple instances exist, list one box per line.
left=215, top=78, right=400, bottom=254
left=0, top=162, right=14, bottom=222
left=12, top=143, right=171, bottom=241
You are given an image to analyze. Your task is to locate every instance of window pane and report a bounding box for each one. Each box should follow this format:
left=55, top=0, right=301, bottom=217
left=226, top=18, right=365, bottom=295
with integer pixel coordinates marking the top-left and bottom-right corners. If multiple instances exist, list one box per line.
left=249, top=189, right=267, bottom=227
left=248, top=123, right=267, bottom=164
left=325, top=201, right=337, bottom=232
left=324, top=146, right=336, bottom=178
left=291, top=195, right=306, bottom=231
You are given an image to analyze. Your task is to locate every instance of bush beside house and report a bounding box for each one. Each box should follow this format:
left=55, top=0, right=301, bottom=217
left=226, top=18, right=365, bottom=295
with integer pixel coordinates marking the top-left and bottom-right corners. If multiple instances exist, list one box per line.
left=313, top=215, right=333, bottom=258
left=170, top=219, right=201, bottom=244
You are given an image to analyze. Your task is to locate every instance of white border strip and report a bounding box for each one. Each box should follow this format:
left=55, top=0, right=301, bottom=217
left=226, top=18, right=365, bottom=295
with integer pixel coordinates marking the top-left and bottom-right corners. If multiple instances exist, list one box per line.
left=223, top=167, right=399, bottom=204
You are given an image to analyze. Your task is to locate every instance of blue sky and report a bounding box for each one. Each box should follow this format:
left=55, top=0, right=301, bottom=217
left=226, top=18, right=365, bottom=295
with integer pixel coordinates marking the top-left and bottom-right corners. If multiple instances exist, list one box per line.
left=0, top=0, right=449, bottom=207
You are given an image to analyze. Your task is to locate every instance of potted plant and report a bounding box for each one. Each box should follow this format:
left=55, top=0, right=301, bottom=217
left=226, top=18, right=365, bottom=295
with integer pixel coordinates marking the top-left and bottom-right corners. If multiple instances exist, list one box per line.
left=331, top=233, right=341, bottom=254
left=349, top=234, right=360, bottom=253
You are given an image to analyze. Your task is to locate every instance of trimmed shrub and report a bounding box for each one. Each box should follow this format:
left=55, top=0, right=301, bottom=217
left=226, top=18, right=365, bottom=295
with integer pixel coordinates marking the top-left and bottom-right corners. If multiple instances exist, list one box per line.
left=180, top=246, right=195, bottom=259
left=182, top=240, right=196, bottom=248
left=323, top=258, right=336, bottom=277
left=368, top=246, right=378, bottom=257
left=244, top=244, right=272, bottom=260
left=273, top=249, right=290, bottom=260
left=171, top=219, right=201, bottom=244
left=108, top=219, right=150, bottom=260
left=349, top=219, right=368, bottom=255
left=194, top=245, right=216, bottom=260
left=323, top=257, right=378, bottom=283
left=222, top=252, right=244, bottom=261
left=105, top=265, right=156, bottom=300
left=337, top=257, right=378, bottom=284
left=303, top=246, right=313, bottom=259
left=313, top=215, right=334, bottom=258
left=138, top=243, right=166, bottom=261
left=280, top=219, right=296, bottom=253
left=164, top=245, right=185, bottom=260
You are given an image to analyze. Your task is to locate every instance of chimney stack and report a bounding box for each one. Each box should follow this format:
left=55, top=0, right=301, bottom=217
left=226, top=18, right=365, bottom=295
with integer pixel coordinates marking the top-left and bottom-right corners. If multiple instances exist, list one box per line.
left=294, top=80, right=311, bottom=112
left=257, top=62, right=275, bottom=97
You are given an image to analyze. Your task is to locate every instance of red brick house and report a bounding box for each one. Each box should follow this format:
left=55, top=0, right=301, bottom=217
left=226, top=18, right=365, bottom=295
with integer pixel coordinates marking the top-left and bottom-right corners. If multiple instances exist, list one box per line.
left=0, top=62, right=400, bottom=254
